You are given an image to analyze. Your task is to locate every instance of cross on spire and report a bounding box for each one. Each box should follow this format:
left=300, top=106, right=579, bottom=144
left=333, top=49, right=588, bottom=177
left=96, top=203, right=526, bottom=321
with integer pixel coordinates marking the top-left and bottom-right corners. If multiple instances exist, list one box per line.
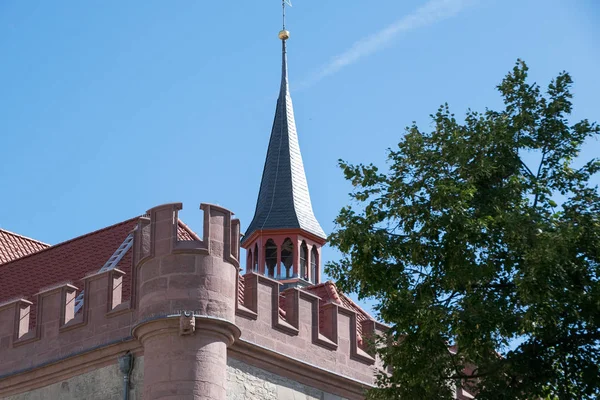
left=283, top=0, right=293, bottom=29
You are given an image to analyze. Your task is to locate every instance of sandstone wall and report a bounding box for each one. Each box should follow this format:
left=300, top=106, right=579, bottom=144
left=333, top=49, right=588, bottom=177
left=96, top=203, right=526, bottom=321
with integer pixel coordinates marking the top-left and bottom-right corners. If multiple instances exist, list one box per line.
left=2, top=356, right=352, bottom=400
left=0, top=203, right=378, bottom=400
left=2, top=357, right=144, bottom=400
left=226, top=357, right=347, bottom=400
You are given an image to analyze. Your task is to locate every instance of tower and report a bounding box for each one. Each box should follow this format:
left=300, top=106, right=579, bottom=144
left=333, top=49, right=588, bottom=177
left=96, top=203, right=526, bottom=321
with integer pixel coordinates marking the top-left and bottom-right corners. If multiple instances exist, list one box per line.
left=241, top=4, right=326, bottom=288
left=134, top=203, right=241, bottom=400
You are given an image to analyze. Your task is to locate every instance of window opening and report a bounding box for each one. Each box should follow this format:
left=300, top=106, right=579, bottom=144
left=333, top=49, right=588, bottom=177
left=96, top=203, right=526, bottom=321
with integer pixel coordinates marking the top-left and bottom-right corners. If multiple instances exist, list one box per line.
left=280, top=238, right=294, bottom=279
left=300, top=241, right=308, bottom=280
left=247, top=249, right=253, bottom=273
left=265, top=239, right=277, bottom=278
left=310, top=247, right=318, bottom=283
left=253, top=243, right=259, bottom=272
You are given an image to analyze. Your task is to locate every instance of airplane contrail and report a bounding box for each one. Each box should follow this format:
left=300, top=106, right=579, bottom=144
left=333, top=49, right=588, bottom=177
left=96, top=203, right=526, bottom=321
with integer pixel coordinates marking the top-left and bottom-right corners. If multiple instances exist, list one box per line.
left=300, top=0, right=474, bottom=88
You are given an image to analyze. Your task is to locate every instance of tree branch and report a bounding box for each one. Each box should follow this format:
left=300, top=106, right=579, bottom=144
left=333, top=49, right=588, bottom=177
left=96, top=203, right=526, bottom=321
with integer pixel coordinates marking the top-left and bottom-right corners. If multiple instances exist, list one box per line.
left=532, top=147, right=547, bottom=208
left=519, top=157, right=536, bottom=180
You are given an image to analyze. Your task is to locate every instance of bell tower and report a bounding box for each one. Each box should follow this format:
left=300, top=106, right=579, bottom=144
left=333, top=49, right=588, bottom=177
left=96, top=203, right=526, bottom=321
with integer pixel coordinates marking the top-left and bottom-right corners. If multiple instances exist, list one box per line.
left=241, top=2, right=326, bottom=288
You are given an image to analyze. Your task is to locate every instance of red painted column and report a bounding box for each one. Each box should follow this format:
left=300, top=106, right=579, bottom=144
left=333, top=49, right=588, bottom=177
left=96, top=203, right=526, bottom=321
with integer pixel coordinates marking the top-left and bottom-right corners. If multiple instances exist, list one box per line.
left=293, top=236, right=300, bottom=278
left=258, top=237, right=265, bottom=275
left=276, top=239, right=282, bottom=278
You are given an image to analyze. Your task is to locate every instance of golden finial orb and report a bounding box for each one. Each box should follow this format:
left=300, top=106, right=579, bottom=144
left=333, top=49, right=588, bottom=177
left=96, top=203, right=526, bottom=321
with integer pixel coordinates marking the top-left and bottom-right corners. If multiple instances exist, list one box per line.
left=278, top=29, right=290, bottom=40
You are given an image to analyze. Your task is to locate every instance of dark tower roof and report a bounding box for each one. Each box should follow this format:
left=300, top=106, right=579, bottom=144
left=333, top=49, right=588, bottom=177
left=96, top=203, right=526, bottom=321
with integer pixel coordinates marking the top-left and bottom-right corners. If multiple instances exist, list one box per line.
left=243, top=38, right=326, bottom=243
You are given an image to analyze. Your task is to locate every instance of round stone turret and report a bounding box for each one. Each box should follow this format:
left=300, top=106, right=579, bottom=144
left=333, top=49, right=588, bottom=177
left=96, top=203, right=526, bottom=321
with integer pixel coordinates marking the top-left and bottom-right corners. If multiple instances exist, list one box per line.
left=132, top=202, right=241, bottom=400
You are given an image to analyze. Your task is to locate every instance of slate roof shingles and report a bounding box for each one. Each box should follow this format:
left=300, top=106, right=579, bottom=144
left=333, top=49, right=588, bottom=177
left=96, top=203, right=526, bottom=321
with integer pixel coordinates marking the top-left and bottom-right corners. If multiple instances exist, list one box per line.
left=243, top=40, right=326, bottom=242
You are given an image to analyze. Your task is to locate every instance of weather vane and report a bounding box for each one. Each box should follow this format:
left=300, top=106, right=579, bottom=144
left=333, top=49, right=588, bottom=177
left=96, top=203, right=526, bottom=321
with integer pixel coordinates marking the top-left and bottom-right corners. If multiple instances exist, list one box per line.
left=279, top=0, right=292, bottom=40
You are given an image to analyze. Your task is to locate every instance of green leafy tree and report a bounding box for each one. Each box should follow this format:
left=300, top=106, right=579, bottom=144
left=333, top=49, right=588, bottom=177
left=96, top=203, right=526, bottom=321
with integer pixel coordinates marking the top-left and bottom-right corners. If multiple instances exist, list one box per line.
left=327, top=60, right=600, bottom=399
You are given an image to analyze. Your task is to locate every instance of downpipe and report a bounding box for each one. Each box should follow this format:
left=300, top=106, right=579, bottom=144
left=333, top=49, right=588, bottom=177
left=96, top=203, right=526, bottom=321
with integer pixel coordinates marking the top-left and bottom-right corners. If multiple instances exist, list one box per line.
left=118, top=352, right=133, bottom=400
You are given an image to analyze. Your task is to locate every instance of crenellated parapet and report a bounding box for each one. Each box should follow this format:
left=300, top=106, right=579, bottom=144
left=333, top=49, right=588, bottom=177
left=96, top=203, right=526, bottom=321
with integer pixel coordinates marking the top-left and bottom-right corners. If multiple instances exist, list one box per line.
left=134, top=202, right=240, bottom=269
left=132, top=202, right=241, bottom=324
left=0, top=268, right=134, bottom=383
left=0, top=202, right=384, bottom=399
left=0, top=202, right=242, bottom=389
left=234, top=272, right=387, bottom=385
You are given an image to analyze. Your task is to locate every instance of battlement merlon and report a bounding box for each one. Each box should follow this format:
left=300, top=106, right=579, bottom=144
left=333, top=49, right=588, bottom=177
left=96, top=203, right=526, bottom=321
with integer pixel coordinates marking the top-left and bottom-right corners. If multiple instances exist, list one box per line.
left=0, top=269, right=134, bottom=379
left=234, top=272, right=388, bottom=385
left=135, top=202, right=240, bottom=269
left=0, top=201, right=385, bottom=397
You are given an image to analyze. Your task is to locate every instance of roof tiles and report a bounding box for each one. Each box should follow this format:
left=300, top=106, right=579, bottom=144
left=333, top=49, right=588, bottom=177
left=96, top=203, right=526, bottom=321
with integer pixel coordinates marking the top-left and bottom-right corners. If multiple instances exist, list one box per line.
left=0, top=229, right=49, bottom=264
left=0, top=217, right=199, bottom=327
left=305, top=281, right=372, bottom=345
left=0, top=218, right=139, bottom=326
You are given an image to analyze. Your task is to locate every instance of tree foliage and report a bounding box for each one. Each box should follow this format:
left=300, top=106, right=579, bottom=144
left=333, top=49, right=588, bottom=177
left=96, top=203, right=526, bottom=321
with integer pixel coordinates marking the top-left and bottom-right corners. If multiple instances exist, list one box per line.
left=327, top=60, right=600, bottom=399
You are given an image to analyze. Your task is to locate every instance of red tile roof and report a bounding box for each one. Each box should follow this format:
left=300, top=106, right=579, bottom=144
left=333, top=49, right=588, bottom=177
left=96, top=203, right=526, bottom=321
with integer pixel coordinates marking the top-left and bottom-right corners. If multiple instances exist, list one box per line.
left=238, top=275, right=245, bottom=304
left=0, top=218, right=138, bottom=325
left=177, top=220, right=200, bottom=241
left=0, top=217, right=200, bottom=327
left=305, top=281, right=372, bottom=323
left=0, top=229, right=49, bottom=264
left=305, top=281, right=373, bottom=346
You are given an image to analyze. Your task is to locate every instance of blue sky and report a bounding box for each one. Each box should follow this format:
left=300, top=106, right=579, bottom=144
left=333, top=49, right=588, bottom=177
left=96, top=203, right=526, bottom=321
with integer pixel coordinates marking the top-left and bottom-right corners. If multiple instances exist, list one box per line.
left=1, top=1, right=598, bottom=316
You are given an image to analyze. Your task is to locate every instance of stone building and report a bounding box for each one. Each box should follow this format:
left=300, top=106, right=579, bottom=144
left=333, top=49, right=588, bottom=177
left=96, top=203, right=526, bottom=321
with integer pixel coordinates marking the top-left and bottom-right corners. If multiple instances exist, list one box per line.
left=0, top=24, right=398, bottom=400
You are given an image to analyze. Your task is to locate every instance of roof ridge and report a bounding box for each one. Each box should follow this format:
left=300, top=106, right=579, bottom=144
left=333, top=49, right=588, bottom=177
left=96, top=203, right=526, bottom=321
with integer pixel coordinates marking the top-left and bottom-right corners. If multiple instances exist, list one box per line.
left=177, top=219, right=202, bottom=241
left=307, top=281, right=375, bottom=321
left=337, top=291, right=374, bottom=322
left=0, top=228, right=50, bottom=247
left=305, top=280, right=334, bottom=290
left=0, top=216, right=140, bottom=268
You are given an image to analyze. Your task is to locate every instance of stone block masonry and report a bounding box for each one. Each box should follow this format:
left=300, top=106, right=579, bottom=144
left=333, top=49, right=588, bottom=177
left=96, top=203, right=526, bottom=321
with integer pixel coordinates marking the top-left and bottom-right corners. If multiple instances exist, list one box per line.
left=0, top=202, right=383, bottom=400
left=226, top=357, right=346, bottom=400
left=2, top=357, right=144, bottom=400
left=2, top=356, right=347, bottom=400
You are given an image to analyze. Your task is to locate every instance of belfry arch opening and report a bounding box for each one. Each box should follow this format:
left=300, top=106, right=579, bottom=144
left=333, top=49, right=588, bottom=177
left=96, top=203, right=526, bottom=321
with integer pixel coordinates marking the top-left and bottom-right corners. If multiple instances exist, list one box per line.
left=247, top=249, right=253, bottom=273
left=300, top=241, right=308, bottom=280
left=253, top=243, right=259, bottom=272
left=265, top=239, right=277, bottom=278
left=310, top=246, right=318, bottom=283
left=280, top=238, right=294, bottom=279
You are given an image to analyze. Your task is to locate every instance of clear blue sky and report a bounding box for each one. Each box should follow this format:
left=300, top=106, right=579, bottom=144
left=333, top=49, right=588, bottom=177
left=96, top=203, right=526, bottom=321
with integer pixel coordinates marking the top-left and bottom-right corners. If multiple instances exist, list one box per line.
left=1, top=1, right=598, bottom=316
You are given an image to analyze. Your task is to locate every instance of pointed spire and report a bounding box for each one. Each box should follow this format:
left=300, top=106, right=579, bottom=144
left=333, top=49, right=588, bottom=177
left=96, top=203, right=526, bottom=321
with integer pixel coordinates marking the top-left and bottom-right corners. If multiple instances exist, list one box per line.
left=242, top=23, right=326, bottom=244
